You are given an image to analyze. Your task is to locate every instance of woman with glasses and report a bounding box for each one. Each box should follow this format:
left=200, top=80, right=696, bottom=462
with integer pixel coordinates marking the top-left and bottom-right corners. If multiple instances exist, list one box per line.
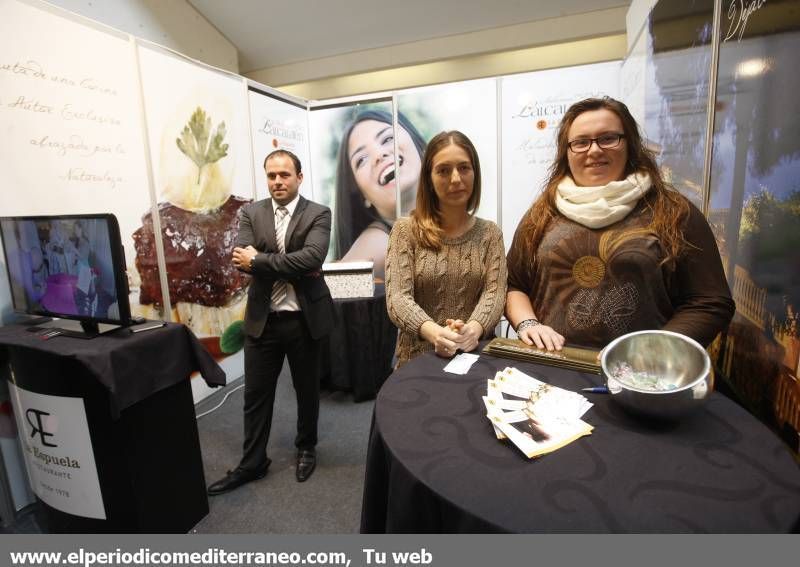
left=505, top=97, right=734, bottom=351
left=386, top=130, right=507, bottom=366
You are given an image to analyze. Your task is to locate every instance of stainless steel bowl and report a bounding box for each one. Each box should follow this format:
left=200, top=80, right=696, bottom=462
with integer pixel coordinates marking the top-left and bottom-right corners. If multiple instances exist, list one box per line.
left=600, top=330, right=713, bottom=420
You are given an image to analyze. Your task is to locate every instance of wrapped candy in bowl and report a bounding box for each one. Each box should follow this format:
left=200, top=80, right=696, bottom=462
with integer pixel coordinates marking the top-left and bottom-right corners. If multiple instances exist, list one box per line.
left=600, top=330, right=713, bottom=420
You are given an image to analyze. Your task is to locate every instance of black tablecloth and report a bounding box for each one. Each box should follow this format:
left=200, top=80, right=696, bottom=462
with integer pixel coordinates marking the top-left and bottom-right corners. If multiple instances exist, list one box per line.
left=0, top=322, right=225, bottom=416
left=323, top=284, right=396, bottom=401
left=361, top=346, right=800, bottom=533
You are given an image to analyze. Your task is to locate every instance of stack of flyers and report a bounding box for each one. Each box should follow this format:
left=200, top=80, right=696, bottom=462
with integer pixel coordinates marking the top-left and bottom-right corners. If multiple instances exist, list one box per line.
left=482, top=367, right=594, bottom=458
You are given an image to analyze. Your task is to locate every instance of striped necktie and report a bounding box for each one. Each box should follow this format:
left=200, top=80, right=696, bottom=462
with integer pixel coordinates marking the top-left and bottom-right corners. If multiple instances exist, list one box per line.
left=271, top=206, right=289, bottom=306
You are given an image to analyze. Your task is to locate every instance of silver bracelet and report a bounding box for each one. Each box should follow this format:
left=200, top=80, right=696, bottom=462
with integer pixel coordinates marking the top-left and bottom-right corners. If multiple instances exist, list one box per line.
left=516, top=318, right=541, bottom=333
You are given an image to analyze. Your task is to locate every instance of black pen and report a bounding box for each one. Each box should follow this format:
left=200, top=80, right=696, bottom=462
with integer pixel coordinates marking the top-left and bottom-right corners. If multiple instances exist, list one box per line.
left=131, top=322, right=166, bottom=333
left=581, top=386, right=610, bottom=394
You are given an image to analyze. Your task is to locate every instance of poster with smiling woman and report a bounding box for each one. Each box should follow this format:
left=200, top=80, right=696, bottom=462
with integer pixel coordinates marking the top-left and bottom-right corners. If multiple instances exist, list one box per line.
left=309, top=100, right=429, bottom=281
left=309, top=83, right=495, bottom=282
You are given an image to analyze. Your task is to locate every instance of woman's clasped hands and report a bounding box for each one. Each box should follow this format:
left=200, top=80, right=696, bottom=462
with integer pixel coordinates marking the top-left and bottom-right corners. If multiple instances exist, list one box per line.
left=426, top=318, right=483, bottom=359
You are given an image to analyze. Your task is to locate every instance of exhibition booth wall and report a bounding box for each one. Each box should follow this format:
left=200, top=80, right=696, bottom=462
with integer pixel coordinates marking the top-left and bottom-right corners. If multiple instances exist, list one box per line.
left=0, top=0, right=621, bottom=403
left=709, top=0, right=800, bottom=450
left=1, top=0, right=798, bottom=454
left=624, top=0, right=800, bottom=450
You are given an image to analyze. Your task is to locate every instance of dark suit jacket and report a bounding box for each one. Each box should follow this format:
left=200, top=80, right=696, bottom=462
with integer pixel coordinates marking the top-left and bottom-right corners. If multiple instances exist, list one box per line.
left=236, top=195, right=335, bottom=340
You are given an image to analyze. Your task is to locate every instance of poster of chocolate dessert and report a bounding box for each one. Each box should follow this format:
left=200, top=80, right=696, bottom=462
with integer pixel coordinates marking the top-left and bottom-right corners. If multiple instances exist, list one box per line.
left=0, top=0, right=157, bottom=326
left=248, top=88, right=312, bottom=201
left=136, top=42, right=254, bottom=388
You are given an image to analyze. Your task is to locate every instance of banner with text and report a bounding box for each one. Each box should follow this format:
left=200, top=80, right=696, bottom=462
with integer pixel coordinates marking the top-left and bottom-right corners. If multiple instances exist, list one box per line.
left=8, top=383, right=104, bottom=519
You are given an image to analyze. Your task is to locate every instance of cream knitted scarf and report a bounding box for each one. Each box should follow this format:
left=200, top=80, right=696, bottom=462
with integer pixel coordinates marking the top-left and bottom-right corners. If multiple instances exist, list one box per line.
left=555, top=172, right=652, bottom=229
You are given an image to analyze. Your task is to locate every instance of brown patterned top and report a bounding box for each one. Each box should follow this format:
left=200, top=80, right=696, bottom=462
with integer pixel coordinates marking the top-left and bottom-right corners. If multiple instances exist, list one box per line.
left=507, top=199, right=735, bottom=348
left=386, top=217, right=507, bottom=365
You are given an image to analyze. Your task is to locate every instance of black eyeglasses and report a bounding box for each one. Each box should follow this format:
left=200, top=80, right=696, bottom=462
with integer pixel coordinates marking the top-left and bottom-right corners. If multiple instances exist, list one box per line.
left=567, top=133, right=625, bottom=153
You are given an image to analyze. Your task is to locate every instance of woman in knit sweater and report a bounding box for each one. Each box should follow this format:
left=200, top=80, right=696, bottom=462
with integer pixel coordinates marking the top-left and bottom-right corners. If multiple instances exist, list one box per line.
left=506, top=97, right=734, bottom=351
left=386, top=131, right=507, bottom=366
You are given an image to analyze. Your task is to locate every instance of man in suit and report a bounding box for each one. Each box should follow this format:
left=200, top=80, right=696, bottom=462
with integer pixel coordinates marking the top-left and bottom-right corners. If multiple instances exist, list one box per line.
left=207, top=149, right=335, bottom=495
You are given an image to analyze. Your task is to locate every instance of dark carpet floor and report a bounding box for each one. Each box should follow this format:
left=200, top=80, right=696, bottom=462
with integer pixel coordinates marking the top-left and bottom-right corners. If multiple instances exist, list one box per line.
left=191, top=362, right=375, bottom=534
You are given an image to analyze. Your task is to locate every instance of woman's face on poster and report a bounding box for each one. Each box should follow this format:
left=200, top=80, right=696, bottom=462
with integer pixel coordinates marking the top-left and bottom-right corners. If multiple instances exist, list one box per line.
left=347, top=119, right=422, bottom=221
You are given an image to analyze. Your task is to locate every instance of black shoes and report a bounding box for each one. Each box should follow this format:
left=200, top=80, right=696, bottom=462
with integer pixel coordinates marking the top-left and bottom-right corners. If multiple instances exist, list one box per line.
left=207, top=461, right=270, bottom=496
left=207, top=452, right=315, bottom=492
left=295, top=449, right=316, bottom=482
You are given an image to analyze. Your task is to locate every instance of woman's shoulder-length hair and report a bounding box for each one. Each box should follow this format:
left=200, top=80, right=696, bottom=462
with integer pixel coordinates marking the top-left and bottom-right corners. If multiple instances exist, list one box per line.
left=508, top=96, right=690, bottom=279
left=411, top=130, right=482, bottom=250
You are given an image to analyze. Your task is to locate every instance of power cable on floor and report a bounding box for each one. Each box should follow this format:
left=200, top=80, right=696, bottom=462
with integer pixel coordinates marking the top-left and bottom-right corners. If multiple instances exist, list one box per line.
left=195, top=382, right=244, bottom=419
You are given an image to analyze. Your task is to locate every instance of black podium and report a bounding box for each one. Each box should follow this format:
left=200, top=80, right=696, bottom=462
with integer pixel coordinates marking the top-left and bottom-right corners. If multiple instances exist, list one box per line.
left=0, top=322, right=225, bottom=533
left=323, top=284, right=397, bottom=401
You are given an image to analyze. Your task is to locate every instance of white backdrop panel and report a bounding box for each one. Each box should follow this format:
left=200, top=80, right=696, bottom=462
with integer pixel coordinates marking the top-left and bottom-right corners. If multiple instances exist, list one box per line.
left=500, top=61, right=621, bottom=246
left=398, top=79, right=498, bottom=223
left=0, top=0, right=151, bottom=285
left=248, top=90, right=311, bottom=201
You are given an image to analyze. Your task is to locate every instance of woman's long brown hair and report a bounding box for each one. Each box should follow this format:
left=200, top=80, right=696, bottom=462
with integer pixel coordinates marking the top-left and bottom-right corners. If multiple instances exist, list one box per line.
left=411, top=131, right=482, bottom=250
left=507, top=97, right=690, bottom=280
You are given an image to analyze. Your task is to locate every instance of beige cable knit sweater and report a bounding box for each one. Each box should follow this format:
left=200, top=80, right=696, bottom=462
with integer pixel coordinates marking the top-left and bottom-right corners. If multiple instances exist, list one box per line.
left=386, top=217, right=507, bottom=366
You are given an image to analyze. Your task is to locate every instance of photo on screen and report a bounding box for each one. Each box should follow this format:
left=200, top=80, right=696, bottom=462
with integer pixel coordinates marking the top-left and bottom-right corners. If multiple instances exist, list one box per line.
left=1, top=216, right=125, bottom=323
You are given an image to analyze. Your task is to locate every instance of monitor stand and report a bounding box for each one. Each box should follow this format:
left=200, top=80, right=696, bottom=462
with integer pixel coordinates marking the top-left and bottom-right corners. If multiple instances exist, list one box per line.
left=27, top=318, right=121, bottom=339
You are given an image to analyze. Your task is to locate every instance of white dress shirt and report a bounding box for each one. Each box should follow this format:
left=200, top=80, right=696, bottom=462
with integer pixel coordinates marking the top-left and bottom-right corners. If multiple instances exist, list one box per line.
left=270, top=195, right=301, bottom=312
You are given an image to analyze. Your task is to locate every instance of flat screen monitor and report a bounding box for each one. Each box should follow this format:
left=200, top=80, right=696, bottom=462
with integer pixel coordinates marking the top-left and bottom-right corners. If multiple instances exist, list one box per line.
left=0, top=213, right=131, bottom=337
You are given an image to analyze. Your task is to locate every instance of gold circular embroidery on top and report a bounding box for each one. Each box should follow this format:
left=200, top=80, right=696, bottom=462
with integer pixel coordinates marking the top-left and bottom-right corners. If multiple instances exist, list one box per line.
left=572, top=256, right=605, bottom=288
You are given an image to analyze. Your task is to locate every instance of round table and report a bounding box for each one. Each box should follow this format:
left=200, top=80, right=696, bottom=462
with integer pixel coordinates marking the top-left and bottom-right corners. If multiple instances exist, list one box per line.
left=361, top=347, right=800, bottom=533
